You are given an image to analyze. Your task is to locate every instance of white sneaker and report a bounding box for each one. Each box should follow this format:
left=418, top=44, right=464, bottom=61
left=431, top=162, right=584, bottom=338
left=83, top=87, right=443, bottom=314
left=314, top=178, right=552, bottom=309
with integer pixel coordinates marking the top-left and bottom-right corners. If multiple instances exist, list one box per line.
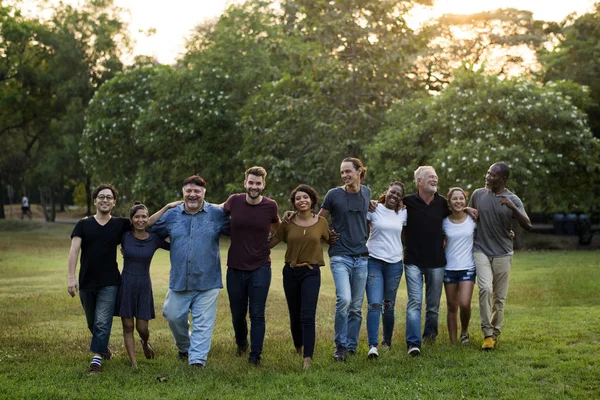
left=407, top=345, right=421, bottom=357
left=367, top=345, right=379, bottom=360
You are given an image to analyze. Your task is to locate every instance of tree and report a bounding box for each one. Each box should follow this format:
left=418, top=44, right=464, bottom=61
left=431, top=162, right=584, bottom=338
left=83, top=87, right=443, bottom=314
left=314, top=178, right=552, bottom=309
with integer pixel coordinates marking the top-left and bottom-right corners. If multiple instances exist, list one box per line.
left=540, top=2, right=600, bottom=138
left=367, top=70, right=600, bottom=213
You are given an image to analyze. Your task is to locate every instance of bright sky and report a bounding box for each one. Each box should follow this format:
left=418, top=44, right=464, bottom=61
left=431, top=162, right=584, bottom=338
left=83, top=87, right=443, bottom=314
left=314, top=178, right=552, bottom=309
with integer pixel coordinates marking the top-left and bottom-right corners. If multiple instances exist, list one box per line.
left=21, top=0, right=597, bottom=64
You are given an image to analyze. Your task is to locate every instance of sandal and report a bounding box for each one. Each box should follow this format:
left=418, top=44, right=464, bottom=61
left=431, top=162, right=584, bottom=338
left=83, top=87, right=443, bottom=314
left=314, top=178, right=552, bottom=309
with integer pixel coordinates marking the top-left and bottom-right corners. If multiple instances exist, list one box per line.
left=140, top=340, right=155, bottom=359
left=460, top=334, right=470, bottom=345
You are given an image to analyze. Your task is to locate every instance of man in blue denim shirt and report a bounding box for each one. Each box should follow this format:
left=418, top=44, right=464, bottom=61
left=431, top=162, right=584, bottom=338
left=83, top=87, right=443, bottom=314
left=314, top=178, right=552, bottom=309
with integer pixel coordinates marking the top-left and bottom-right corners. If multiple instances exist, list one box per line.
left=152, top=175, right=230, bottom=368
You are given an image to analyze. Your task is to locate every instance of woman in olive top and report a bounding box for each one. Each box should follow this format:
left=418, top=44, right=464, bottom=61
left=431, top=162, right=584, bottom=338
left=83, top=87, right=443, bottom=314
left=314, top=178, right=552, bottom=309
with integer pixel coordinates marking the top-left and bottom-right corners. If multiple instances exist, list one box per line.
left=270, top=185, right=329, bottom=369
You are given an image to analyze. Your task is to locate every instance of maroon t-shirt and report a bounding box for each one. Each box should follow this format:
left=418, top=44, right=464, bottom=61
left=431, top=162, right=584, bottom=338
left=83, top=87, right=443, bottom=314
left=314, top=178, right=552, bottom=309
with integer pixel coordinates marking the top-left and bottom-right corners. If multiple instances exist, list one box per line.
left=224, top=193, right=279, bottom=271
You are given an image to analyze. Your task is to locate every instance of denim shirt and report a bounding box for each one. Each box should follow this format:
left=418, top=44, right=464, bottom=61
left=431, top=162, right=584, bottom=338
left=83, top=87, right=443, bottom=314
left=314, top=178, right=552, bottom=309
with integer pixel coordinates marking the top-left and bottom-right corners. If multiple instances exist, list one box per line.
left=152, top=203, right=230, bottom=291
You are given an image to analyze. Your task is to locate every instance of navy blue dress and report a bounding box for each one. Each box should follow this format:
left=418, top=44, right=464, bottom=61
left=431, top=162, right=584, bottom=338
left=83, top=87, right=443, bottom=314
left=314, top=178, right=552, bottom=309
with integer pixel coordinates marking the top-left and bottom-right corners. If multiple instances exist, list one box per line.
left=114, top=232, right=169, bottom=320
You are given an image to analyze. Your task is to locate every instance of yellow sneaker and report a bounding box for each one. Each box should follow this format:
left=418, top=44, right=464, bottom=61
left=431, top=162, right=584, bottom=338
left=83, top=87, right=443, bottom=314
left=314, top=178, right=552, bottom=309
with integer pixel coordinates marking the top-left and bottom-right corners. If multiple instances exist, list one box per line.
left=481, top=336, right=497, bottom=350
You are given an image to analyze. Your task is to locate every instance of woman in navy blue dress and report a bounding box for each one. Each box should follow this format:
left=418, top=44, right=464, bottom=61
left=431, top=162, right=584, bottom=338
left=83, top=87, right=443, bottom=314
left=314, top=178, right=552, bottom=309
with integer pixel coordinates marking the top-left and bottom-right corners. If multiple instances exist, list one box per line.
left=115, top=202, right=176, bottom=367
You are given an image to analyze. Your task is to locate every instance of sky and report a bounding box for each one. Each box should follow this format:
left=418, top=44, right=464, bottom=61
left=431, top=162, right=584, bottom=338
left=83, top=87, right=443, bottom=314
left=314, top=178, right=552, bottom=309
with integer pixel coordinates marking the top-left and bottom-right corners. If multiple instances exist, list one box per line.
left=20, top=0, right=598, bottom=64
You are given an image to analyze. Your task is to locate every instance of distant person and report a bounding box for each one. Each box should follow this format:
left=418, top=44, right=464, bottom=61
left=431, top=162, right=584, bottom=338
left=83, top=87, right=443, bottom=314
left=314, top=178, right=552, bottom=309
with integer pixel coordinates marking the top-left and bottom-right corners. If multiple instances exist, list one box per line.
left=365, top=182, right=407, bottom=360
left=67, top=184, right=173, bottom=373
left=223, top=166, right=280, bottom=366
left=442, top=188, right=476, bottom=345
left=269, top=184, right=329, bottom=369
left=114, top=201, right=180, bottom=367
left=21, top=195, right=32, bottom=220
left=152, top=175, right=230, bottom=368
left=469, top=162, right=532, bottom=350
left=321, top=157, right=370, bottom=362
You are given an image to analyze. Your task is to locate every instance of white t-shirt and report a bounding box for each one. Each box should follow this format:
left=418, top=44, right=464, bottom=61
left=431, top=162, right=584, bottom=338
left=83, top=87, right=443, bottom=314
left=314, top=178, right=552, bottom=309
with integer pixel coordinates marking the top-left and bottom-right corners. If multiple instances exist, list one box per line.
left=21, top=196, right=29, bottom=207
left=443, top=215, right=476, bottom=271
left=366, top=204, right=407, bottom=263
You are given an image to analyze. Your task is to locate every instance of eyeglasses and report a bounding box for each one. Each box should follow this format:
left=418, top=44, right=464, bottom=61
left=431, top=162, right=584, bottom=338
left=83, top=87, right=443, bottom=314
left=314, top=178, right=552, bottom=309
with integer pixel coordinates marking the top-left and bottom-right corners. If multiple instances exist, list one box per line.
left=96, top=195, right=114, bottom=201
left=345, top=188, right=366, bottom=213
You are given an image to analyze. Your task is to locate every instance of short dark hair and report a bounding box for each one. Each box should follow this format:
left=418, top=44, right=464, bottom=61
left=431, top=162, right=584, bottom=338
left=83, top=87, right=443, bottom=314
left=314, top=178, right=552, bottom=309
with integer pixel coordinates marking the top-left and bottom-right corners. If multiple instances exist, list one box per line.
left=342, top=157, right=367, bottom=180
left=92, top=184, right=118, bottom=200
left=245, top=166, right=267, bottom=180
left=493, top=162, right=510, bottom=180
left=377, top=181, right=405, bottom=213
left=289, top=184, right=319, bottom=212
left=182, top=175, right=207, bottom=188
left=129, top=201, right=148, bottom=219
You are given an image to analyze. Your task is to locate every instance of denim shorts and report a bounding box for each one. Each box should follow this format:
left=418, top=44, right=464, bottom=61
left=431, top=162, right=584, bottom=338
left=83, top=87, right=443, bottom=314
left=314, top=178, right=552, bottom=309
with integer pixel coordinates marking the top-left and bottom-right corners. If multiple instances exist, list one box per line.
left=443, top=269, right=476, bottom=284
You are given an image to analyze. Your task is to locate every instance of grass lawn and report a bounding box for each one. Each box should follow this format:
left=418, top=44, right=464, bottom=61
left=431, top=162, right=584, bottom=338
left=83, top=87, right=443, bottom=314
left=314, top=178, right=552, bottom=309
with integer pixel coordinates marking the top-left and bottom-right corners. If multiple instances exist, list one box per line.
left=0, top=220, right=598, bottom=399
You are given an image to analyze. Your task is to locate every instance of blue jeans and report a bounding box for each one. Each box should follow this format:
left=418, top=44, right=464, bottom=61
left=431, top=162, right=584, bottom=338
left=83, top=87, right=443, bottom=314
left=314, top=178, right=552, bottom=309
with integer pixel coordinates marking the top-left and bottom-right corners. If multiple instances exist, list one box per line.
left=162, top=288, right=220, bottom=365
left=226, top=265, right=271, bottom=361
left=366, top=257, right=403, bottom=347
left=405, top=264, right=445, bottom=348
left=282, top=264, right=321, bottom=358
left=79, top=285, right=119, bottom=355
left=330, top=255, right=368, bottom=351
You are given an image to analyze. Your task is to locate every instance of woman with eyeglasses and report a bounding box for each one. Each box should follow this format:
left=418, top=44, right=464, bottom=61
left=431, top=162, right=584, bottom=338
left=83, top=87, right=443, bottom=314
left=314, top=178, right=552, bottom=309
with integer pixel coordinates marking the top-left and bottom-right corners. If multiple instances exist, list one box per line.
left=319, top=157, right=371, bottom=362
left=365, top=182, right=407, bottom=360
left=114, top=200, right=181, bottom=367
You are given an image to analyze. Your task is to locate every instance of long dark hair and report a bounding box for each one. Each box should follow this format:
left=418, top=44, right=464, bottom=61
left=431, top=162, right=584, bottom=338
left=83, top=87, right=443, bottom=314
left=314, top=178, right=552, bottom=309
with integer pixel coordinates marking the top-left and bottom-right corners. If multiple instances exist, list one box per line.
left=129, top=201, right=148, bottom=219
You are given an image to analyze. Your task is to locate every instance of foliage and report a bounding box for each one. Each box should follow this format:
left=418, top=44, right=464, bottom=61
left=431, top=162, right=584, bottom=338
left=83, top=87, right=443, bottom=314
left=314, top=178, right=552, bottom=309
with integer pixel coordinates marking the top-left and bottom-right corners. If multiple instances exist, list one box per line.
left=367, top=70, right=600, bottom=212
left=540, top=3, right=600, bottom=138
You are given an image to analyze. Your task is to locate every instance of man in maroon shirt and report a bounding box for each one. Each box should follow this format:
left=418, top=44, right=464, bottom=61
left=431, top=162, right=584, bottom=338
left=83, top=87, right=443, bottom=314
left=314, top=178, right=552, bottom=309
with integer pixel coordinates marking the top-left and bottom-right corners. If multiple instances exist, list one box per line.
left=223, top=166, right=281, bottom=365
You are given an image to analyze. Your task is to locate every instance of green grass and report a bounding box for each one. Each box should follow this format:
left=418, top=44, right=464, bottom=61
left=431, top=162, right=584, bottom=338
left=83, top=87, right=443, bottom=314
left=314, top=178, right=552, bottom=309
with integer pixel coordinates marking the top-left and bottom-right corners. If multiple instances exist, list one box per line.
left=0, top=220, right=599, bottom=399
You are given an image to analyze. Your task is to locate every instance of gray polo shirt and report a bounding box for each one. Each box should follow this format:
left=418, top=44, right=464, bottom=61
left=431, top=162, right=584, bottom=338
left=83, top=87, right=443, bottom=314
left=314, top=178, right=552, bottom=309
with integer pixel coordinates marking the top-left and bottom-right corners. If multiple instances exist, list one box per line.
left=468, top=188, right=527, bottom=257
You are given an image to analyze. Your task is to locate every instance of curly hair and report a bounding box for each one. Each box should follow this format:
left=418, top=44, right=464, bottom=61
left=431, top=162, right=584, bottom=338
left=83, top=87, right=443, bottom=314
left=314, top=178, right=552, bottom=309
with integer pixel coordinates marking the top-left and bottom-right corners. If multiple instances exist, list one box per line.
left=377, top=181, right=405, bottom=213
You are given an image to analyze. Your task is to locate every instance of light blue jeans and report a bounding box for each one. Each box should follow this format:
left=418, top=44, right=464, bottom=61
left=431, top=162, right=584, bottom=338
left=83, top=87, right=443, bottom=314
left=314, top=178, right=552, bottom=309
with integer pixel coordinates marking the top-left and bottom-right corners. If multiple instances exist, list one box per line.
left=366, top=257, right=403, bottom=347
left=330, top=255, right=368, bottom=351
left=79, top=285, right=119, bottom=355
left=405, top=264, right=445, bottom=348
left=163, top=288, right=220, bottom=365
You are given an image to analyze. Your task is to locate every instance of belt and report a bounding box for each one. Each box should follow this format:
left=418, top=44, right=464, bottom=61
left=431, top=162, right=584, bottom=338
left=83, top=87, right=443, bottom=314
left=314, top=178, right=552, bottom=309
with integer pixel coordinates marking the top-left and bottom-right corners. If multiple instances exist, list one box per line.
left=349, top=252, right=369, bottom=258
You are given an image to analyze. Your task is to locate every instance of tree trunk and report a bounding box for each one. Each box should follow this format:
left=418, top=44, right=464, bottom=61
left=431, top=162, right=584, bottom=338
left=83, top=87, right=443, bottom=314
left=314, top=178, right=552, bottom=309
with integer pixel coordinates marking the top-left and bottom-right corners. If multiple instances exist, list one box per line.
left=39, top=190, right=56, bottom=222
left=86, top=175, right=92, bottom=216
left=0, top=184, right=5, bottom=219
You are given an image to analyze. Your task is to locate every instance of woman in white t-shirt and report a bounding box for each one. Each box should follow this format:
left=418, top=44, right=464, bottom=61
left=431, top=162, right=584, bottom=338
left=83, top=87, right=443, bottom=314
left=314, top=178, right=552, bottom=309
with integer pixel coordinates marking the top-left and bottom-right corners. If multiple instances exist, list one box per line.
left=365, top=182, right=407, bottom=359
left=442, top=187, right=477, bottom=345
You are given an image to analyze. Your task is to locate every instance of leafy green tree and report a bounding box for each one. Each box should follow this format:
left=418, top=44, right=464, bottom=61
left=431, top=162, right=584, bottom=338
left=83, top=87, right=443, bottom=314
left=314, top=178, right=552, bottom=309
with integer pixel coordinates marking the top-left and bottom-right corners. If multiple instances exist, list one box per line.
left=367, top=71, right=600, bottom=213
left=540, top=2, right=600, bottom=138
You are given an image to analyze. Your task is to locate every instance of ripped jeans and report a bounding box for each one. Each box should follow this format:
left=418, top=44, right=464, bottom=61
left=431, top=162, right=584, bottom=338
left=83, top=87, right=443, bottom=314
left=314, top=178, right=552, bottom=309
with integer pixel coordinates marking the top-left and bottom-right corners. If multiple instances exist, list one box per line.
left=365, top=257, right=403, bottom=347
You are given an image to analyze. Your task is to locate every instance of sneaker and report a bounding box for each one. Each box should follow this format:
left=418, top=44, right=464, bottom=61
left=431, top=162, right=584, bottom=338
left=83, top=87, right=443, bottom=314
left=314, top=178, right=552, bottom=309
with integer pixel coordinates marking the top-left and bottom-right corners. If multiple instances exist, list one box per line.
left=236, top=344, right=248, bottom=357
left=178, top=351, right=189, bottom=361
left=102, top=347, right=113, bottom=360
left=367, top=345, right=379, bottom=360
left=346, top=349, right=357, bottom=357
left=460, top=334, right=470, bottom=345
left=381, top=341, right=391, bottom=351
left=333, top=345, right=346, bottom=362
left=248, top=356, right=261, bottom=366
left=407, top=345, right=421, bottom=357
left=481, top=336, right=497, bottom=350
left=88, top=363, right=101, bottom=374
left=191, top=363, right=205, bottom=369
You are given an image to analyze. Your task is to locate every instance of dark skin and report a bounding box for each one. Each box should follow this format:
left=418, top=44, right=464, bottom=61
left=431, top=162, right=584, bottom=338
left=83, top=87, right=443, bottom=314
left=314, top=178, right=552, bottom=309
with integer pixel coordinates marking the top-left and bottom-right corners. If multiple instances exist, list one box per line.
left=485, top=163, right=532, bottom=231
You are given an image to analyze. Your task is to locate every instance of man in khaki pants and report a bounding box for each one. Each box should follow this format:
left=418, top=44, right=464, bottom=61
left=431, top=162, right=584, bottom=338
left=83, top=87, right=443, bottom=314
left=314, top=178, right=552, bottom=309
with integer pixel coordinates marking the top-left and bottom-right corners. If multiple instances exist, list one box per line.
left=468, top=162, right=532, bottom=350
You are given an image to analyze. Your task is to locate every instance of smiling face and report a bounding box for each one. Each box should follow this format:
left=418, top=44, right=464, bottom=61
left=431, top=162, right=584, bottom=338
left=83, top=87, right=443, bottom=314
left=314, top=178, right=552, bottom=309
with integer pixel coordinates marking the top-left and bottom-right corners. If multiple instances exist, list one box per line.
left=485, top=164, right=507, bottom=193
left=384, top=184, right=404, bottom=210
left=418, top=168, right=438, bottom=195
left=448, top=189, right=467, bottom=213
left=244, top=174, right=265, bottom=200
left=182, top=183, right=206, bottom=213
left=130, top=208, right=149, bottom=231
left=93, top=188, right=116, bottom=214
left=293, top=190, right=313, bottom=212
left=340, top=161, right=361, bottom=187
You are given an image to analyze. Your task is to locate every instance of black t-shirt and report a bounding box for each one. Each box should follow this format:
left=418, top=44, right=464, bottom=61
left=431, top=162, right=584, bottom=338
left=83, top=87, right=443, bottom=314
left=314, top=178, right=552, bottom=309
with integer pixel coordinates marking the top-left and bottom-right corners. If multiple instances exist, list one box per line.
left=71, top=216, right=130, bottom=289
left=404, top=193, right=450, bottom=268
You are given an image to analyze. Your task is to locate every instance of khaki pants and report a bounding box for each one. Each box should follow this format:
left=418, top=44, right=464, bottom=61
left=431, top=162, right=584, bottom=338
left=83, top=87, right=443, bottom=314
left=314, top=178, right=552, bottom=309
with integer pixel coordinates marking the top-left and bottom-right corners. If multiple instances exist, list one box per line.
left=474, top=252, right=512, bottom=339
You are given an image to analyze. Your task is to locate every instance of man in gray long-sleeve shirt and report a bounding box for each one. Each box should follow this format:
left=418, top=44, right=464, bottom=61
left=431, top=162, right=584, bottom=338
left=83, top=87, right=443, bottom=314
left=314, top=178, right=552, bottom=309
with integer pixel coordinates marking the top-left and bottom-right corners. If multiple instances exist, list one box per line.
left=468, top=162, right=532, bottom=351
left=152, top=175, right=230, bottom=367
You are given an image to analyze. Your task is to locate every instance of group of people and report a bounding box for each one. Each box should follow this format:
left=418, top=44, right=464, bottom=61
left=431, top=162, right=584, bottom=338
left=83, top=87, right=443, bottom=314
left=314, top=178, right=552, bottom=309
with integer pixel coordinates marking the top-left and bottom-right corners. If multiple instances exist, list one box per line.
left=67, top=158, right=531, bottom=374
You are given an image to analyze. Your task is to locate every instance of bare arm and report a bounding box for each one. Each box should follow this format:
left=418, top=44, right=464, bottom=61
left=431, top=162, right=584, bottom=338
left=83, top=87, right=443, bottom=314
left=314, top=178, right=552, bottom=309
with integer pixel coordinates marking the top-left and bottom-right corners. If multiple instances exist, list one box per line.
left=148, top=200, right=183, bottom=227
left=498, top=196, right=532, bottom=231
left=318, top=208, right=330, bottom=219
left=67, top=237, right=82, bottom=297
